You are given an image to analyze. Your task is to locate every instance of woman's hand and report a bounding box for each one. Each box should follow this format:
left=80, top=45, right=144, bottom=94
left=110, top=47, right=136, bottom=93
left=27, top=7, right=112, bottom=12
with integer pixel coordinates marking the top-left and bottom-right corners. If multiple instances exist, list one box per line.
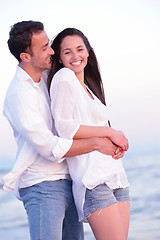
left=112, top=147, right=125, bottom=160
left=108, top=129, right=129, bottom=151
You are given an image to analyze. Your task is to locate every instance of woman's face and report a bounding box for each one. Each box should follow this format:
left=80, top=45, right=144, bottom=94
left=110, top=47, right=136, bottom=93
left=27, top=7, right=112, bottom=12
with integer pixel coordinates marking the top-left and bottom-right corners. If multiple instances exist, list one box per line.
left=59, top=35, right=89, bottom=77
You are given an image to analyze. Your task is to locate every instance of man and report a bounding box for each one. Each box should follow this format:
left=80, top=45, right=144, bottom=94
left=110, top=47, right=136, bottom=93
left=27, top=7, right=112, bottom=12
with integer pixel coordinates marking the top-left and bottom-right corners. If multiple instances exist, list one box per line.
left=3, top=21, right=125, bottom=240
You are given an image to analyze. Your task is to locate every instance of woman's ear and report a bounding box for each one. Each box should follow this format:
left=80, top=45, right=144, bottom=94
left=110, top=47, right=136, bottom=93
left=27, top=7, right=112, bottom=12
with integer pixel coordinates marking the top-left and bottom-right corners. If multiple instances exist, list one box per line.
left=59, top=59, right=62, bottom=64
left=20, top=52, right=31, bottom=63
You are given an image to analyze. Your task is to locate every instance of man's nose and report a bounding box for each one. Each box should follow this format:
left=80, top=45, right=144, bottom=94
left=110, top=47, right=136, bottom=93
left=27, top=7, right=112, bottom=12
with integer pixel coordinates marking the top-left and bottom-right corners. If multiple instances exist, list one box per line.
left=49, top=46, right=54, bottom=55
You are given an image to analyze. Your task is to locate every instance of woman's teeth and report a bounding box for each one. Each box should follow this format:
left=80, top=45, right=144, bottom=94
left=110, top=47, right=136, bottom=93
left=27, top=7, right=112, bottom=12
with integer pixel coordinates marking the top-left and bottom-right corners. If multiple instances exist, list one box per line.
left=71, top=61, right=81, bottom=66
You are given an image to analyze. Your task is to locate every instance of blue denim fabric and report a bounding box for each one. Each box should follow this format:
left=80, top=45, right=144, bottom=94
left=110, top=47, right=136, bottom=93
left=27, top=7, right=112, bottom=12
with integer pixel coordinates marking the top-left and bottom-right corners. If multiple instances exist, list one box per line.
left=19, top=180, right=84, bottom=240
left=84, top=184, right=130, bottom=218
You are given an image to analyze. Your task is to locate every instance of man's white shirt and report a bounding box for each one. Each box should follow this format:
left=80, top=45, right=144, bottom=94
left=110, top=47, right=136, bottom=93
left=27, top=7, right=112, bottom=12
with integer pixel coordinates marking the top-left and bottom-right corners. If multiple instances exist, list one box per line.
left=3, top=66, right=72, bottom=193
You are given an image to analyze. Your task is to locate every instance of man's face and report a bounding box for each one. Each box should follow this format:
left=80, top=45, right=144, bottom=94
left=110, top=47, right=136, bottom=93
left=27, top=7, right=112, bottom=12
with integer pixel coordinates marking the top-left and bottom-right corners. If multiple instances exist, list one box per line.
left=29, top=30, right=54, bottom=71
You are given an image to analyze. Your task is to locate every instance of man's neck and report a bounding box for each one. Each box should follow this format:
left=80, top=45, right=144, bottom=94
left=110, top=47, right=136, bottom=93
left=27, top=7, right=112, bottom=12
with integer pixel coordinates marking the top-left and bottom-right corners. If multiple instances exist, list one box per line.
left=19, top=62, right=42, bottom=83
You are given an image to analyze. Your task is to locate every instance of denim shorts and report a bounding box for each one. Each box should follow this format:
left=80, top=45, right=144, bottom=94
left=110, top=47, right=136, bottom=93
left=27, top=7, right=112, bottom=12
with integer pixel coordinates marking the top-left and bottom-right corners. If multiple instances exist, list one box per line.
left=83, top=183, right=130, bottom=218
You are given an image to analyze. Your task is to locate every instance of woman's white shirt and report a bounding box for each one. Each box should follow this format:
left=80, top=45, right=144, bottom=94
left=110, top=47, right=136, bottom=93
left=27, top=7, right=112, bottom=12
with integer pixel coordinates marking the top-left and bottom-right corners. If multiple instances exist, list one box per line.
left=50, top=67, right=129, bottom=221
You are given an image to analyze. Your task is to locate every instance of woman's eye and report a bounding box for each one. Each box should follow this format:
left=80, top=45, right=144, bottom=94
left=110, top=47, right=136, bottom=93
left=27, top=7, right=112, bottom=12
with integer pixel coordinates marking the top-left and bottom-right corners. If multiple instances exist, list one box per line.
left=64, top=52, right=70, bottom=55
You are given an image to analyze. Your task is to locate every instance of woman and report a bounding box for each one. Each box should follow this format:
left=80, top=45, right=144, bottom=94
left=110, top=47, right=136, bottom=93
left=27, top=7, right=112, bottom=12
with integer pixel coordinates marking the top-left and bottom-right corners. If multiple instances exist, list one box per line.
left=48, top=28, right=130, bottom=240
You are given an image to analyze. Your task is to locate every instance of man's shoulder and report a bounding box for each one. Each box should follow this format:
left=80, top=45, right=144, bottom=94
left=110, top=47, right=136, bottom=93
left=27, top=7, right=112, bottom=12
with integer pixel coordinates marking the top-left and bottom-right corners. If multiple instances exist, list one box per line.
left=4, top=75, right=39, bottom=108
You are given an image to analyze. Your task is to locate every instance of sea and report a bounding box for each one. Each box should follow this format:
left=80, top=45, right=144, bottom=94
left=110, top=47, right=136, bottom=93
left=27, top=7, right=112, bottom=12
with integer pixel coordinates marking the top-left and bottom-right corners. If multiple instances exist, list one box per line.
left=0, top=151, right=160, bottom=240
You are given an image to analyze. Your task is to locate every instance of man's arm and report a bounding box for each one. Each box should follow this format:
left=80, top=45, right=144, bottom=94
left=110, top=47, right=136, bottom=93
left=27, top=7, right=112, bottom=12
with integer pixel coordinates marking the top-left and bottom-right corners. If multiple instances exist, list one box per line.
left=4, top=89, right=73, bottom=163
left=64, top=137, right=117, bottom=157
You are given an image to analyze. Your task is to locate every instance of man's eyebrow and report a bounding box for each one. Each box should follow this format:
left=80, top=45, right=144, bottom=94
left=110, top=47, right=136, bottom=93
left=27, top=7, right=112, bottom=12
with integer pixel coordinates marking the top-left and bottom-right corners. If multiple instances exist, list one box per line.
left=42, top=40, right=50, bottom=48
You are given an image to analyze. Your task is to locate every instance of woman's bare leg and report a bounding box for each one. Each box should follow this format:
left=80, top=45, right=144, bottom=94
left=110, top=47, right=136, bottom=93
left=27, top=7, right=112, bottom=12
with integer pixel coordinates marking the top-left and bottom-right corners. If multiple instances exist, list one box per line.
left=87, top=203, right=125, bottom=240
left=117, top=201, right=130, bottom=239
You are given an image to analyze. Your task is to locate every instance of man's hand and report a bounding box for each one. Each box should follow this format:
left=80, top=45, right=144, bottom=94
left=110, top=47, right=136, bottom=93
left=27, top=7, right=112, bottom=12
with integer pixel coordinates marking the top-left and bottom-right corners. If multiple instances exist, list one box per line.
left=96, top=138, right=126, bottom=160
left=96, top=137, right=117, bottom=156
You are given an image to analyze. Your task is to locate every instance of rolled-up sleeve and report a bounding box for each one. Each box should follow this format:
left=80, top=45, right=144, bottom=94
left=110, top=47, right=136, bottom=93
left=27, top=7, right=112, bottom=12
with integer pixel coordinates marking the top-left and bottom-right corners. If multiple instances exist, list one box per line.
left=52, top=137, right=73, bottom=162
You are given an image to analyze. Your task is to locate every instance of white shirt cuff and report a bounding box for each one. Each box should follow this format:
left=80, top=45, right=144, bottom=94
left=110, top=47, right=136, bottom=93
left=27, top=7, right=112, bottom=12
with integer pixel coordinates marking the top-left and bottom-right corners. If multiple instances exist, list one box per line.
left=52, top=138, right=73, bottom=163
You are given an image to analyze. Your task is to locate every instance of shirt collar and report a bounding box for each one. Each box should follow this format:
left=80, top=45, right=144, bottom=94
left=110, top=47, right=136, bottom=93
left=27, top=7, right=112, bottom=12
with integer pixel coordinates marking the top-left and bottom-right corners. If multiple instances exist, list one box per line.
left=16, top=65, right=42, bottom=88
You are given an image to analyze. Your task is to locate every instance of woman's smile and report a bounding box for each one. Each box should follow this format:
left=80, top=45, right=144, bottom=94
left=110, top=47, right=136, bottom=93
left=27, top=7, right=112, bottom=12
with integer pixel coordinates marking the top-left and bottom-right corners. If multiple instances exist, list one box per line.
left=71, top=60, right=82, bottom=66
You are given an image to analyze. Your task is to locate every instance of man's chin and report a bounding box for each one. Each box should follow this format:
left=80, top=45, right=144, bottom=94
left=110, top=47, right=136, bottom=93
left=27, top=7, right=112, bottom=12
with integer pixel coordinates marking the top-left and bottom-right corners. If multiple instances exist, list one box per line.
left=44, top=63, right=51, bottom=70
left=48, top=62, right=52, bottom=68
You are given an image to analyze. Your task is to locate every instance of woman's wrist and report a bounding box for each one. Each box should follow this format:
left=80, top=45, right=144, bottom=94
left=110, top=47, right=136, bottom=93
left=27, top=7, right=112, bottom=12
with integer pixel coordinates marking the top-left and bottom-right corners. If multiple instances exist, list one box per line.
left=105, top=126, right=115, bottom=139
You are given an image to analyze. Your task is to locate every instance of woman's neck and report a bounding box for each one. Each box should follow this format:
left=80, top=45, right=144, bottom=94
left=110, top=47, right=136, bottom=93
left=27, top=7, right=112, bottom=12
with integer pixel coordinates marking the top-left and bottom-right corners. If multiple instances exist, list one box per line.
left=75, top=71, right=85, bottom=88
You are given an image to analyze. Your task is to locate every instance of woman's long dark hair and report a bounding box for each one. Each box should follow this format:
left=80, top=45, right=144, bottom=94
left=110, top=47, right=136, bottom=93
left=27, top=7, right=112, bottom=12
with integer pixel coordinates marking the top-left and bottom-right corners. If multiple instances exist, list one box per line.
left=48, top=28, right=106, bottom=105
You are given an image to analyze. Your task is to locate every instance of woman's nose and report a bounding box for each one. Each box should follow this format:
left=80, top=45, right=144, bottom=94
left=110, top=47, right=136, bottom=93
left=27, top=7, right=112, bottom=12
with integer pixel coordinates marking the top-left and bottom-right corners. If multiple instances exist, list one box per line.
left=71, top=51, right=78, bottom=59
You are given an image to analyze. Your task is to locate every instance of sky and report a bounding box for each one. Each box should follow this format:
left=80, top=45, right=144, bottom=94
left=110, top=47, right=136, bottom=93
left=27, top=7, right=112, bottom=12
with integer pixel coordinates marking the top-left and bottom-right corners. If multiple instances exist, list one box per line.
left=0, top=0, right=160, bottom=163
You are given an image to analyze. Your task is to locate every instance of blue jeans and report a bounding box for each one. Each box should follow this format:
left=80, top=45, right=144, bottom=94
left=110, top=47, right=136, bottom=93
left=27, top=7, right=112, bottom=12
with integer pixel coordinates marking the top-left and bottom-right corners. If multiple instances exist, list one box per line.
left=19, top=180, right=84, bottom=240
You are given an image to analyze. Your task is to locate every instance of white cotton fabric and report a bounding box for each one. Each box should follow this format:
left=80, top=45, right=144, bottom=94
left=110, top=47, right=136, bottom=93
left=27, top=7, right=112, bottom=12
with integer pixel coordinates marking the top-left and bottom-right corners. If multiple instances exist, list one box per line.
left=2, top=66, right=72, bottom=195
left=50, top=67, right=129, bottom=222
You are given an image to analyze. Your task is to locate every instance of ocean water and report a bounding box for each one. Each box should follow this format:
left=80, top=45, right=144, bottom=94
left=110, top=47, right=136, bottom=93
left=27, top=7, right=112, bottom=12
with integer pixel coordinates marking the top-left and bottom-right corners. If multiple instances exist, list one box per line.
left=0, top=151, right=160, bottom=240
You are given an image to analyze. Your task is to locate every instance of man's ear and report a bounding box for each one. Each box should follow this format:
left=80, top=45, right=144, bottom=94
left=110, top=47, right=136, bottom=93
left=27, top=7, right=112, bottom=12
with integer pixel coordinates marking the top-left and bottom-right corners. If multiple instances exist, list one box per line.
left=20, top=52, right=31, bottom=63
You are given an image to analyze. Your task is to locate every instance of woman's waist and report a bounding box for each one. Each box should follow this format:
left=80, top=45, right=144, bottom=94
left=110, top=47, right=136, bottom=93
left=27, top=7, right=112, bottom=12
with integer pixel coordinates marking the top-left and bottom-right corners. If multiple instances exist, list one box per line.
left=66, top=153, right=125, bottom=182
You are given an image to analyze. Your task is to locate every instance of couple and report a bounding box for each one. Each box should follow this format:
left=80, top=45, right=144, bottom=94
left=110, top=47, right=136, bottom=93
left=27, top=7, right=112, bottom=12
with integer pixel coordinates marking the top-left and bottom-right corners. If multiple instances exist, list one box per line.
left=3, top=20, right=130, bottom=240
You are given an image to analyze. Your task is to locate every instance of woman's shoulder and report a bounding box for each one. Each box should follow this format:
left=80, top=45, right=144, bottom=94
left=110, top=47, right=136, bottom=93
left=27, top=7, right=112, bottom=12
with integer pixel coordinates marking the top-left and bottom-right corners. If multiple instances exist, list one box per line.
left=53, top=67, right=76, bottom=82
left=50, top=68, right=76, bottom=93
